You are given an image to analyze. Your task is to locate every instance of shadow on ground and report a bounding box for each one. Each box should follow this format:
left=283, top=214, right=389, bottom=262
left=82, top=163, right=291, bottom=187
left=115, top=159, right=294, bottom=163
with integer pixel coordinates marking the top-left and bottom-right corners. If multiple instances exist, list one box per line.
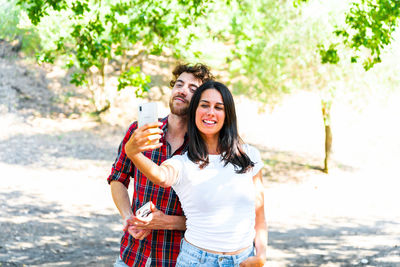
left=268, top=219, right=400, bottom=266
left=256, top=145, right=356, bottom=184
left=0, top=190, right=121, bottom=267
left=2, top=189, right=399, bottom=266
left=0, top=129, right=119, bottom=168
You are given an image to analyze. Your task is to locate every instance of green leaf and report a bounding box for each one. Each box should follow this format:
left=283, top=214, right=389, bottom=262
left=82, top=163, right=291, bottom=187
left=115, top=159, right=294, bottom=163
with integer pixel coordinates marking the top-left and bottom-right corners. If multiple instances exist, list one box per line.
left=318, top=44, right=340, bottom=64
left=117, top=67, right=151, bottom=98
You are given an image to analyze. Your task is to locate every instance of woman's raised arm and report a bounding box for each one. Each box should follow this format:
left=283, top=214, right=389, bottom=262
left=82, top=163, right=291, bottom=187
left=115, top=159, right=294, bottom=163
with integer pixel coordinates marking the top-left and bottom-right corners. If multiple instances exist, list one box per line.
left=124, top=122, right=179, bottom=187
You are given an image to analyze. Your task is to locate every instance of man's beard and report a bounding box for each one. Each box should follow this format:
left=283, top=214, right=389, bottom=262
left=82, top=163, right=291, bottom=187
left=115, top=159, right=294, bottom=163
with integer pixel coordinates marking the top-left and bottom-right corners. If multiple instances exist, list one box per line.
left=169, top=97, right=189, bottom=116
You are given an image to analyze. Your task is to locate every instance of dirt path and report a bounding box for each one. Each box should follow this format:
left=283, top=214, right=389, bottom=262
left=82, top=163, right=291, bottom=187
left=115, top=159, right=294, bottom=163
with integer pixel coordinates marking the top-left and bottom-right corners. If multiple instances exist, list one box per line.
left=0, top=54, right=125, bottom=266
left=0, top=115, right=124, bottom=266
left=1, top=54, right=399, bottom=266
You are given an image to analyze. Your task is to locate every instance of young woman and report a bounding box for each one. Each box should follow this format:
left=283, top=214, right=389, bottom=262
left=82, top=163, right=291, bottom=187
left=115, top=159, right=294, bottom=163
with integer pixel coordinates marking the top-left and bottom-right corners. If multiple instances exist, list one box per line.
left=125, top=81, right=267, bottom=266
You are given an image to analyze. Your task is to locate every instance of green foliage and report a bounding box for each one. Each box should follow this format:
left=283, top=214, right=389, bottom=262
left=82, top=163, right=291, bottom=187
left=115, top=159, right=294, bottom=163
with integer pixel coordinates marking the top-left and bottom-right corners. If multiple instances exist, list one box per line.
left=318, top=43, right=340, bottom=64
left=117, top=67, right=151, bottom=98
left=320, top=0, right=400, bottom=70
left=217, top=0, right=344, bottom=105
left=219, top=0, right=386, bottom=111
left=16, top=0, right=214, bottom=103
left=293, top=0, right=309, bottom=7
left=222, top=0, right=297, bottom=104
left=0, top=0, right=41, bottom=55
left=17, top=0, right=68, bottom=25
left=0, top=0, right=20, bottom=39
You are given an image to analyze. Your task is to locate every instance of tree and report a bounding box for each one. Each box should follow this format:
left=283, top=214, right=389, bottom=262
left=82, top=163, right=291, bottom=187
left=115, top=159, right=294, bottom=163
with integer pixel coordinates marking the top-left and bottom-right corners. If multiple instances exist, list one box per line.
left=217, top=0, right=399, bottom=173
left=214, top=0, right=341, bottom=173
left=316, top=0, right=400, bottom=171
left=17, top=0, right=214, bottom=113
left=318, top=0, right=400, bottom=70
left=11, top=0, right=399, bottom=173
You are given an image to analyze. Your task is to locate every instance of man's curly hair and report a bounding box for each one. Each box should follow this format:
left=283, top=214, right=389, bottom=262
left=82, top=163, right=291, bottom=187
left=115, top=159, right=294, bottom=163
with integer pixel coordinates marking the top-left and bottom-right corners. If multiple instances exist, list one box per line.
left=169, top=63, right=215, bottom=88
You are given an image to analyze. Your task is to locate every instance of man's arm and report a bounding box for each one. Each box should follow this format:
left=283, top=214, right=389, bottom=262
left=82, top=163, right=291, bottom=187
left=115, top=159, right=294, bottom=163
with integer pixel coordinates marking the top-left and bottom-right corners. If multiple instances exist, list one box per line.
left=110, top=180, right=133, bottom=221
left=109, top=180, right=152, bottom=240
left=127, top=202, right=186, bottom=231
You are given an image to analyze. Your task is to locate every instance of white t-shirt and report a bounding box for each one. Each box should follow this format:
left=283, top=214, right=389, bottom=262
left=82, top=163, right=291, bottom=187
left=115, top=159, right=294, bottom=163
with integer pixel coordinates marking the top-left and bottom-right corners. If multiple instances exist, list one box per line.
left=164, top=144, right=263, bottom=252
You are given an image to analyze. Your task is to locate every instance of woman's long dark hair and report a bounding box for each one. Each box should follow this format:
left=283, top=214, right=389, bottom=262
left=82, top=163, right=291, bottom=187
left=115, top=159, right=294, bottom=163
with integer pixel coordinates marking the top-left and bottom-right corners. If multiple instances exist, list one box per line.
left=187, top=81, right=254, bottom=173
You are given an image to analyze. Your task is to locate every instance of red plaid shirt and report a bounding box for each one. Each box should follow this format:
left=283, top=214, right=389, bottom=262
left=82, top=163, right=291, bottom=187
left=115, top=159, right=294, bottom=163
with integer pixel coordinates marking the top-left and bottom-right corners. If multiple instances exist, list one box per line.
left=107, top=116, right=188, bottom=267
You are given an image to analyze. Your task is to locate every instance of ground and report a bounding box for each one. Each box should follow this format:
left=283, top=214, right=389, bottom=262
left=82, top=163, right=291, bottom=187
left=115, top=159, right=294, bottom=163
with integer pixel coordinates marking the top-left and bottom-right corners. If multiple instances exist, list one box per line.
left=0, top=45, right=399, bottom=266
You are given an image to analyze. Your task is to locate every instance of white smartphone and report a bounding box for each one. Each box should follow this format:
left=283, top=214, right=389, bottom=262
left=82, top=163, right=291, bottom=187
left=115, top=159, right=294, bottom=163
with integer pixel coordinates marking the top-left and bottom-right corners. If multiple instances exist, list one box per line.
left=138, top=102, right=158, bottom=128
left=136, top=201, right=153, bottom=220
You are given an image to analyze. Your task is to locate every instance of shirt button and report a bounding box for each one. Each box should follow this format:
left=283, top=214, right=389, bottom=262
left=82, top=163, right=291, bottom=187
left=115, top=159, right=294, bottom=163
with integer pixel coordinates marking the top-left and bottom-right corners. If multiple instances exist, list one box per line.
left=219, top=258, right=223, bottom=262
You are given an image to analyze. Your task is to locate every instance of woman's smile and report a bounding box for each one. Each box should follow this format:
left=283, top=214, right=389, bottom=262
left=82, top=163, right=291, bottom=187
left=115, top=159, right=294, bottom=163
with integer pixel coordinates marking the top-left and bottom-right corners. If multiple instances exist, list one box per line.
left=202, top=119, right=217, bottom=125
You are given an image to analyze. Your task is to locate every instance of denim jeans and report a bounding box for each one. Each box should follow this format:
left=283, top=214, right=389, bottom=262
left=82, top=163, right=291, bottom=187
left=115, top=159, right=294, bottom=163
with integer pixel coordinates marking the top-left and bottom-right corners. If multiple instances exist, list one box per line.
left=114, top=256, right=152, bottom=267
left=176, top=239, right=254, bottom=267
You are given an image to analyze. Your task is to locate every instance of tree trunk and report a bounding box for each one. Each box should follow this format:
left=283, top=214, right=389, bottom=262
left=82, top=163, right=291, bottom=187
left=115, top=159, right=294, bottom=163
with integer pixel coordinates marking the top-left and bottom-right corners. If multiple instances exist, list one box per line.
left=324, top=124, right=332, bottom=173
left=90, top=61, right=110, bottom=115
left=321, top=100, right=332, bottom=173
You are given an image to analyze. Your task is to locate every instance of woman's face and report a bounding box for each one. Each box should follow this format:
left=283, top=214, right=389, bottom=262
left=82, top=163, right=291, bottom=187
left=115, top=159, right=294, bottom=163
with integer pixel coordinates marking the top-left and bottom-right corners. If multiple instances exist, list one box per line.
left=195, top=89, right=225, bottom=138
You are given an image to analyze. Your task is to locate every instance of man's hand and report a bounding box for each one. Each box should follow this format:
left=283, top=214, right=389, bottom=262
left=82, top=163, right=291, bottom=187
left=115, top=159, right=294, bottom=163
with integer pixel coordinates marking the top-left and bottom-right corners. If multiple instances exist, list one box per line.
left=239, top=255, right=266, bottom=267
left=122, top=202, right=172, bottom=241
left=126, top=202, right=176, bottom=230
left=126, top=227, right=151, bottom=240
left=123, top=215, right=151, bottom=240
left=125, top=122, right=163, bottom=157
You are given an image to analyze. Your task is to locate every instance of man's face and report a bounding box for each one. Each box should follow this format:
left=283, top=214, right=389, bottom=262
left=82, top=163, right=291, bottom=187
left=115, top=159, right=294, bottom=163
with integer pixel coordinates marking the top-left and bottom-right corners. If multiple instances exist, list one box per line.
left=169, top=72, right=202, bottom=116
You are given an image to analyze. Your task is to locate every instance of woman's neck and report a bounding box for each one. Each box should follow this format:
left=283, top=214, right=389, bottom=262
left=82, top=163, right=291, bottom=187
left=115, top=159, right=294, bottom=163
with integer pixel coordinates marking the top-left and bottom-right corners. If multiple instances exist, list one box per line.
left=201, top=133, right=220, bottom=155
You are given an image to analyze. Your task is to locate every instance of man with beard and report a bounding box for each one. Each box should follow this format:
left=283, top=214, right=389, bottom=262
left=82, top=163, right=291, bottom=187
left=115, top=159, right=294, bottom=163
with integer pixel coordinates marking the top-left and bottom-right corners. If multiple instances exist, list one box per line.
left=108, top=63, right=214, bottom=267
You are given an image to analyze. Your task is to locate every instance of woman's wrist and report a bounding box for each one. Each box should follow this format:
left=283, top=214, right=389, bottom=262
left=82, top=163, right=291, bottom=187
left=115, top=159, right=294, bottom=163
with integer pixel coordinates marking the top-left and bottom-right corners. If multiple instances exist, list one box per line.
left=254, top=245, right=267, bottom=262
left=125, top=144, right=140, bottom=160
left=256, top=254, right=266, bottom=262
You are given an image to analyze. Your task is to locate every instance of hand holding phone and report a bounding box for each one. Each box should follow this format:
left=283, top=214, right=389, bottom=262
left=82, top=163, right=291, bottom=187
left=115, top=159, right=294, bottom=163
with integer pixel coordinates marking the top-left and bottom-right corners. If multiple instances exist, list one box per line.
left=136, top=201, right=153, bottom=221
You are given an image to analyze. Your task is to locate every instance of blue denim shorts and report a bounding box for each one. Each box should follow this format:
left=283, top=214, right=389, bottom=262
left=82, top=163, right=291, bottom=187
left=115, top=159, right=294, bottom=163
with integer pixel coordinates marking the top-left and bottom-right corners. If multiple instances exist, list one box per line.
left=176, top=239, right=255, bottom=267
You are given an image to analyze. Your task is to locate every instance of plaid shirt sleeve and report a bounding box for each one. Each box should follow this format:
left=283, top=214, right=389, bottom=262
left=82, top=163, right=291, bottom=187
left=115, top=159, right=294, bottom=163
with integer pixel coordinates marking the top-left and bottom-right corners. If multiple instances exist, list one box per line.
left=107, top=121, right=137, bottom=188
